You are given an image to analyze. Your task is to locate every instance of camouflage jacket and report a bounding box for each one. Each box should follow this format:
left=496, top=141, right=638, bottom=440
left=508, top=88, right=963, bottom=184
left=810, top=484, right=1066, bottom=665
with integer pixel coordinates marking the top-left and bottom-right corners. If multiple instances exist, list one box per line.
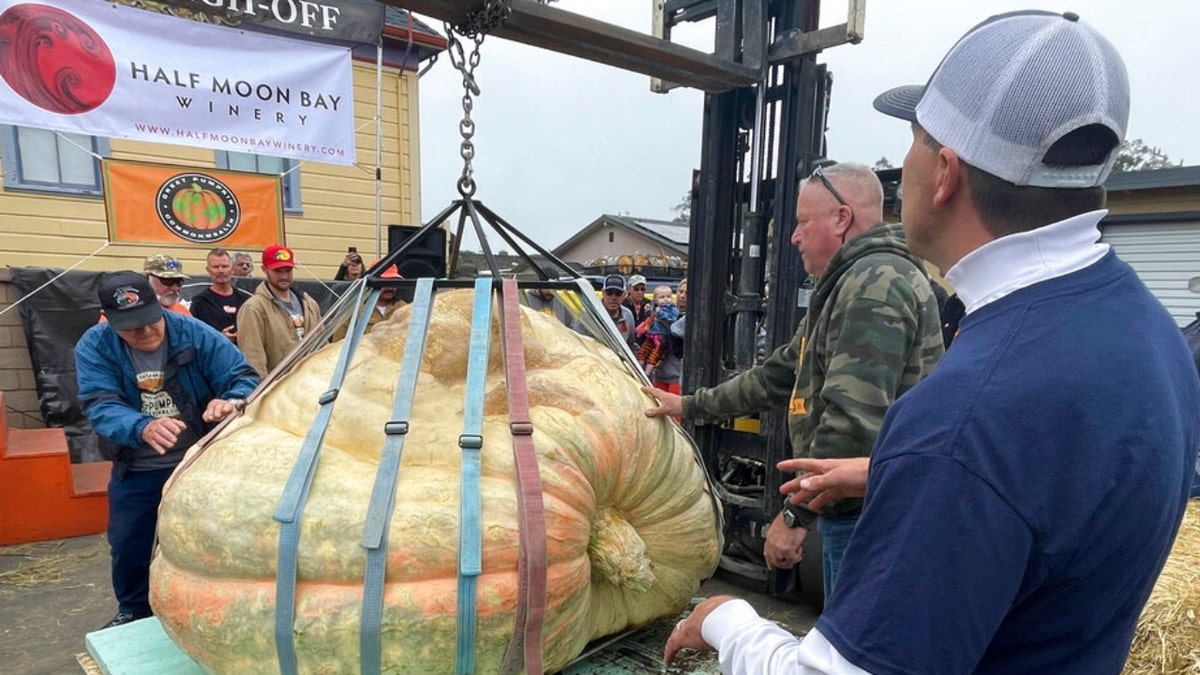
left=683, top=222, right=944, bottom=516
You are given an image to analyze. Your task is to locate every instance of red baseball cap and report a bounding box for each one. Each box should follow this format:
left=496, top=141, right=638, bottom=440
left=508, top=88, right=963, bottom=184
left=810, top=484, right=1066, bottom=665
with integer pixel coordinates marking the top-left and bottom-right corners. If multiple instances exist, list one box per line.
left=262, top=244, right=295, bottom=270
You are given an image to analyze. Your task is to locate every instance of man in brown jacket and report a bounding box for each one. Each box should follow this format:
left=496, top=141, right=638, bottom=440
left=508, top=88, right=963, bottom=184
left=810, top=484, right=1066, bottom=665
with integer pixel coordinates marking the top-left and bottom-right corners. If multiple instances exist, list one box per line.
left=236, top=244, right=321, bottom=377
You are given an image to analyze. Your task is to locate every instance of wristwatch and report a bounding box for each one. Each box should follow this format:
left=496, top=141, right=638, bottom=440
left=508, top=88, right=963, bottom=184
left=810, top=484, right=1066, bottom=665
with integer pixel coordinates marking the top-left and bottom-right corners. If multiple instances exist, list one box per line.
left=781, top=502, right=815, bottom=529
left=226, top=398, right=247, bottom=412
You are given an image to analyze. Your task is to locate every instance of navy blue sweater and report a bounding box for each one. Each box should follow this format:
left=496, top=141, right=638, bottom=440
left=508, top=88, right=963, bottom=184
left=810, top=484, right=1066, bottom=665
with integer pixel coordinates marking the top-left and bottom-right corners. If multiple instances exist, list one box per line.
left=818, top=251, right=1200, bottom=674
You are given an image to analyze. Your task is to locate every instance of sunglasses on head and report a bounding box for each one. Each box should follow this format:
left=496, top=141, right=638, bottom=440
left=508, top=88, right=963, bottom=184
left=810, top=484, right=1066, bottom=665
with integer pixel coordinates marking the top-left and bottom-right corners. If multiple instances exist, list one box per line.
left=811, top=164, right=849, bottom=208
left=153, top=275, right=183, bottom=287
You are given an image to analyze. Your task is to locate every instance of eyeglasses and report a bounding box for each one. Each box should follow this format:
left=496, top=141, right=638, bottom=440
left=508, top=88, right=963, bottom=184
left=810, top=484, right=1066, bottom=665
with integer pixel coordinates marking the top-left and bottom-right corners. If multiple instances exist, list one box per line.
left=603, top=289, right=624, bottom=297
left=153, top=276, right=183, bottom=287
left=811, top=165, right=850, bottom=208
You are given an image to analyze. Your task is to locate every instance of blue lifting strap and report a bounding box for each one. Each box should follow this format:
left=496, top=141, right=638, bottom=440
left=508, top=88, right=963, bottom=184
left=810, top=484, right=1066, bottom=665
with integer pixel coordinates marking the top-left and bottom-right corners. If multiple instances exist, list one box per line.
left=455, top=278, right=493, bottom=674
left=272, top=284, right=379, bottom=675
left=359, top=278, right=436, bottom=675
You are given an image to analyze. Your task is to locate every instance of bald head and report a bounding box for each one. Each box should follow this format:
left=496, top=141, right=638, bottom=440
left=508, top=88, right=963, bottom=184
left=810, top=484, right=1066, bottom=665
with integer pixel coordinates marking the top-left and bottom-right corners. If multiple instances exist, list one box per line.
left=800, top=162, right=884, bottom=228
left=792, top=163, right=887, bottom=276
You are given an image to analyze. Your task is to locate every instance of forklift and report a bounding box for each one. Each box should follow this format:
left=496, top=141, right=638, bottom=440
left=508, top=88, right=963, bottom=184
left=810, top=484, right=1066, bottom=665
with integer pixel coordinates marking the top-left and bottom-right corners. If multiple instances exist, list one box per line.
left=400, top=0, right=867, bottom=609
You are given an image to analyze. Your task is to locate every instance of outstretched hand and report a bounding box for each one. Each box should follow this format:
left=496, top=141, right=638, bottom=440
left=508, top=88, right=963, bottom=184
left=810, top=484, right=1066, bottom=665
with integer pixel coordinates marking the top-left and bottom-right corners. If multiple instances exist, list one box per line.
left=663, top=595, right=736, bottom=667
left=780, top=457, right=870, bottom=512
left=642, top=386, right=682, bottom=418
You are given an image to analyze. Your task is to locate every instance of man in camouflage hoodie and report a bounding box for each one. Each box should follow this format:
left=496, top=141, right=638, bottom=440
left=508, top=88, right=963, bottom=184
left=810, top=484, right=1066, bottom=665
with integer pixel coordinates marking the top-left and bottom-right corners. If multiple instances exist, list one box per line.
left=646, top=162, right=943, bottom=595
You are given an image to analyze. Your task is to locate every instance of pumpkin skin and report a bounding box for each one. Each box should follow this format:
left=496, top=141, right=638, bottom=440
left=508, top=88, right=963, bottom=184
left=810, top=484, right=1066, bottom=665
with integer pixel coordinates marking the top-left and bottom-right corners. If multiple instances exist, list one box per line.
left=150, top=288, right=722, bottom=673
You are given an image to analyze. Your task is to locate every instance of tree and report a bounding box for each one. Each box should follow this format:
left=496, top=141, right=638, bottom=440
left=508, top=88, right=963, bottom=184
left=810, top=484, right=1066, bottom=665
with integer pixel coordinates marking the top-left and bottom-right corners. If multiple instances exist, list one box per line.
left=671, top=192, right=691, bottom=224
left=1113, top=139, right=1179, bottom=173
left=872, top=157, right=894, bottom=171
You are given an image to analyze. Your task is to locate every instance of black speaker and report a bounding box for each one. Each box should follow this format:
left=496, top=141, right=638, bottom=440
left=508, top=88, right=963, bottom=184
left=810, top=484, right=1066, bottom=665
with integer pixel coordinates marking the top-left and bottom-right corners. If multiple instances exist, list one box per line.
left=387, top=224, right=447, bottom=278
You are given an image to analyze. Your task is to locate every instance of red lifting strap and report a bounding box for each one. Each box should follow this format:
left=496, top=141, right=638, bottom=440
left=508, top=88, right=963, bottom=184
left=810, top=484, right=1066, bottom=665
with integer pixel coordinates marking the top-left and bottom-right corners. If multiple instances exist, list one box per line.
left=498, top=278, right=547, bottom=675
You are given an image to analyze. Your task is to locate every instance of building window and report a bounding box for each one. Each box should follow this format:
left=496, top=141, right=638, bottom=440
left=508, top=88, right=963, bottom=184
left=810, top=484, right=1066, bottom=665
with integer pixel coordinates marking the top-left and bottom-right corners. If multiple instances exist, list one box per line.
left=608, top=231, right=615, bottom=243
left=0, top=125, right=108, bottom=195
left=215, top=151, right=301, bottom=212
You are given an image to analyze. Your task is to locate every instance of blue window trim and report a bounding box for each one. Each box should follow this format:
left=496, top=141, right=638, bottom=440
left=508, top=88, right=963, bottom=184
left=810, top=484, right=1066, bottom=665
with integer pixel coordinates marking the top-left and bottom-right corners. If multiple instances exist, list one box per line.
left=214, top=150, right=302, bottom=214
left=0, top=125, right=109, bottom=196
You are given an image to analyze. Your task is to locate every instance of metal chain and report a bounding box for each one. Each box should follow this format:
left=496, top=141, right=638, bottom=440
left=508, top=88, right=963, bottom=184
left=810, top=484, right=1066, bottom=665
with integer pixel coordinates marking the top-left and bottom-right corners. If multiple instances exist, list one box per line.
left=460, top=0, right=511, bottom=37
left=443, top=0, right=511, bottom=198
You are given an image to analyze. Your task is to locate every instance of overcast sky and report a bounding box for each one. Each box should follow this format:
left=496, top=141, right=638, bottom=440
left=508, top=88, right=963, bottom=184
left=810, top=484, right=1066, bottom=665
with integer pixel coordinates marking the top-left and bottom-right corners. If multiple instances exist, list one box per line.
left=414, top=1, right=1199, bottom=251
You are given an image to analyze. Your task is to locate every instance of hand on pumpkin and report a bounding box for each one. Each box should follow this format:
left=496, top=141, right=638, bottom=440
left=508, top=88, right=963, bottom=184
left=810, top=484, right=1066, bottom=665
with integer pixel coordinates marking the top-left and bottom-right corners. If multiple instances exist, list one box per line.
left=780, top=457, right=869, bottom=512
left=663, top=595, right=735, bottom=667
left=141, top=416, right=186, bottom=455
left=642, top=386, right=682, bottom=418
left=763, top=511, right=807, bottom=570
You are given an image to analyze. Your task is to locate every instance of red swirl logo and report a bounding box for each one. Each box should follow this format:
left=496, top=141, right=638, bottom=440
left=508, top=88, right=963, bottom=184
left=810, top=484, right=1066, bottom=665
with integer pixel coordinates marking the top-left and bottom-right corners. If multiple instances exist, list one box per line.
left=0, top=3, right=115, bottom=114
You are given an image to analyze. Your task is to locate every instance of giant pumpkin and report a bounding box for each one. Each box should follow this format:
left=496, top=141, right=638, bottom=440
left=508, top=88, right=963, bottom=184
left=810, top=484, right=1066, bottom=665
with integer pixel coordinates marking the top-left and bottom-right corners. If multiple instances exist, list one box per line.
left=150, top=288, right=721, bottom=673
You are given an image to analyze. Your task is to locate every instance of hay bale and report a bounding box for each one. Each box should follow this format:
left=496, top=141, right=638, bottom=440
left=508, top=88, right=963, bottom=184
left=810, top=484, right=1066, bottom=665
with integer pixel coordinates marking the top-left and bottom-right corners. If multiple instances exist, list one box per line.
left=1124, top=500, right=1200, bottom=675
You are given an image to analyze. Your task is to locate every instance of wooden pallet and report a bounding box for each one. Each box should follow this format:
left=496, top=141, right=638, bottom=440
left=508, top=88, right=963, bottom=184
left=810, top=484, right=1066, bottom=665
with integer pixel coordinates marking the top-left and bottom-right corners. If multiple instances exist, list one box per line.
left=0, top=391, right=110, bottom=545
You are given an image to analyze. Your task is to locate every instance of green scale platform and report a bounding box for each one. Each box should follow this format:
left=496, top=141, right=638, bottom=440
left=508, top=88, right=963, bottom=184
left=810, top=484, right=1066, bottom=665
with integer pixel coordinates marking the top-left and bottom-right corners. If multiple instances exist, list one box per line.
left=84, top=616, right=722, bottom=674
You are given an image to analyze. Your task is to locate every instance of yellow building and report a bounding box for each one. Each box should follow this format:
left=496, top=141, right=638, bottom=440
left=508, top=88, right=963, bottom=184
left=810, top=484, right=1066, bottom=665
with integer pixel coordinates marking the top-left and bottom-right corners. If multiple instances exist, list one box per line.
left=0, top=7, right=444, bottom=278
left=0, top=8, right=444, bottom=430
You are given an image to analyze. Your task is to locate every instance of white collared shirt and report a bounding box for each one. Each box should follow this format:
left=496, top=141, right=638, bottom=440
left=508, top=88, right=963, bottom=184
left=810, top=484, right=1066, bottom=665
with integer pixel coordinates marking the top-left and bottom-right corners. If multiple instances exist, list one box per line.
left=945, top=210, right=1110, bottom=316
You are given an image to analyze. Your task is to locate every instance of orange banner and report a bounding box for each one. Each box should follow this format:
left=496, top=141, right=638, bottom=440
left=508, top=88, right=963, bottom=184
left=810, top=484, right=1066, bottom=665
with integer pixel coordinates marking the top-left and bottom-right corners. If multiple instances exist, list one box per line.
left=102, top=160, right=284, bottom=247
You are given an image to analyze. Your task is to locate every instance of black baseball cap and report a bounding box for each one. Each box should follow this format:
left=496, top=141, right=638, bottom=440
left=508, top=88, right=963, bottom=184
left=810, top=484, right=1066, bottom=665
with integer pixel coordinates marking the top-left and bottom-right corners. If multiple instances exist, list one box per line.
left=603, top=274, right=626, bottom=292
left=98, top=271, right=163, bottom=330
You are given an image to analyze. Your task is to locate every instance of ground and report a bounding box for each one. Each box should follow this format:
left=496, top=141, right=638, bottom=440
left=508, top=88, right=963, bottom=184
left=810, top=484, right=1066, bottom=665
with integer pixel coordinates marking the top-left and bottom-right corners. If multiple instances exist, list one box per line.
left=0, top=536, right=112, bottom=675
left=0, top=535, right=817, bottom=674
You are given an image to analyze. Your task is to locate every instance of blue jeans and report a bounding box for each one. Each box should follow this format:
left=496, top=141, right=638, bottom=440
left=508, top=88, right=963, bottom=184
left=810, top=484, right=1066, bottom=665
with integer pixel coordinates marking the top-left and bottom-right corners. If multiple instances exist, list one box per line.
left=107, top=466, right=174, bottom=616
left=817, top=513, right=860, bottom=599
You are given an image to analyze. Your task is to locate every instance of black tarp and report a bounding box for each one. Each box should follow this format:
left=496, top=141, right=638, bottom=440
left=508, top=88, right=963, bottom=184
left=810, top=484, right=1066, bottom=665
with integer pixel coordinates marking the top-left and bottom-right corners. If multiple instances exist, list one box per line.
left=9, top=267, right=349, bottom=462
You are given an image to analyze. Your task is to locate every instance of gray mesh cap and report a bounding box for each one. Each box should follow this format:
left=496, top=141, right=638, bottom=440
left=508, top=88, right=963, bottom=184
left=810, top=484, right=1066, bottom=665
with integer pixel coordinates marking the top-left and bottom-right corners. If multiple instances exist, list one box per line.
left=873, top=11, right=1129, bottom=188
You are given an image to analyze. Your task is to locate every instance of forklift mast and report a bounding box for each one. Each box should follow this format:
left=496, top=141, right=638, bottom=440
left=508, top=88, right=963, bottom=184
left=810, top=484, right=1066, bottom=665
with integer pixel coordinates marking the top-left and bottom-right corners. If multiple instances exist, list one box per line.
left=664, top=0, right=840, bottom=601
left=396, top=0, right=863, bottom=603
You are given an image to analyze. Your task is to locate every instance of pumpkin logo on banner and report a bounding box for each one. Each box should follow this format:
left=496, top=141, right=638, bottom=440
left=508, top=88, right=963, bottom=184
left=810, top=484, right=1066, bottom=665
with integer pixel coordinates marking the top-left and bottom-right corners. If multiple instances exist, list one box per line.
left=0, top=3, right=116, bottom=114
left=155, top=173, right=241, bottom=243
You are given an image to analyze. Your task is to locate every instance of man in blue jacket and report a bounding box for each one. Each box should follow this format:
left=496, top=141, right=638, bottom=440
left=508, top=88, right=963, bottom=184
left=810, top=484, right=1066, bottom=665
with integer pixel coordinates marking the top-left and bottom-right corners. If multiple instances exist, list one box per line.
left=76, top=271, right=259, bottom=629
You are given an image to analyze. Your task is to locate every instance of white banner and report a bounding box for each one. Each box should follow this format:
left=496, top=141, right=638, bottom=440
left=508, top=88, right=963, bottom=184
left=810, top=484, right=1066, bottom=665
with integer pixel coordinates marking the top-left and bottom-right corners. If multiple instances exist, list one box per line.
left=0, top=0, right=356, bottom=165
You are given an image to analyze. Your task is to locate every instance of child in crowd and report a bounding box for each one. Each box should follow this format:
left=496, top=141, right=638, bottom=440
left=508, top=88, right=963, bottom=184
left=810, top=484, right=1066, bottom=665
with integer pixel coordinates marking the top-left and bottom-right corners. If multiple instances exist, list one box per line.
left=636, top=284, right=679, bottom=376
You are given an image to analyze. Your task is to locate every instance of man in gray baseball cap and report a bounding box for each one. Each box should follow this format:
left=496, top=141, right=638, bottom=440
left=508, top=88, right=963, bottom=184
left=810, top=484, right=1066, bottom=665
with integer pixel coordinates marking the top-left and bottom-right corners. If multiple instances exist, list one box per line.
left=572, top=274, right=636, bottom=347
left=666, top=12, right=1200, bottom=673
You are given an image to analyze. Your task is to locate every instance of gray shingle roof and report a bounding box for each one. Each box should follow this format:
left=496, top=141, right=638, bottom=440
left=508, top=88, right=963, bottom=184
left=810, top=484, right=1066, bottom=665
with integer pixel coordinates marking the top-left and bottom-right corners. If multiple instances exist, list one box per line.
left=605, top=215, right=689, bottom=250
left=384, top=6, right=443, bottom=40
